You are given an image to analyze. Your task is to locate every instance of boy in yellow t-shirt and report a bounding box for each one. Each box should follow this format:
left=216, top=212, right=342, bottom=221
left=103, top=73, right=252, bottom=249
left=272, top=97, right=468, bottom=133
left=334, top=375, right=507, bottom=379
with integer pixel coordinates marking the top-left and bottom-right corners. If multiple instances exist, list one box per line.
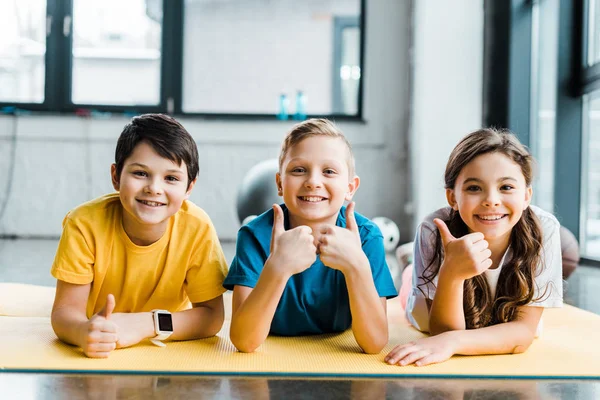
left=50, top=114, right=228, bottom=358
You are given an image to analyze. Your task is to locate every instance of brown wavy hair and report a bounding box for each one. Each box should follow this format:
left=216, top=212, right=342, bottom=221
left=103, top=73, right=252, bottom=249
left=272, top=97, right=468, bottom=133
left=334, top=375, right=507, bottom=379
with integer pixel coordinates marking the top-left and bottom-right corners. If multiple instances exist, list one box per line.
left=421, top=128, right=547, bottom=328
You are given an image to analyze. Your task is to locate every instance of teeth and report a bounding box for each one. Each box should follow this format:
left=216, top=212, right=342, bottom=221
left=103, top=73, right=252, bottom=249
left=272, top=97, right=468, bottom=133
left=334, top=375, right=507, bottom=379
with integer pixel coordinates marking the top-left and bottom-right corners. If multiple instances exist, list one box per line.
left=139, top=200, right=164, bottom=207
left=478, top=215, right=503, bottom=221
left=300, top=196, right=324, bottom=202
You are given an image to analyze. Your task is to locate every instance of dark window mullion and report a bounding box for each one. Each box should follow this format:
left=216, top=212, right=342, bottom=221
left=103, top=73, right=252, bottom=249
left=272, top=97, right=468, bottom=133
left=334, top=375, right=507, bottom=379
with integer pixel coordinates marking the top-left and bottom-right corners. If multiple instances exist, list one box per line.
left=483, top=0, right=533, bottom=147
left=553, top=0, right=584, bottom=240
left=160, top=0, right=183, bottom=114
left=43, top=0, right=61, bottom=110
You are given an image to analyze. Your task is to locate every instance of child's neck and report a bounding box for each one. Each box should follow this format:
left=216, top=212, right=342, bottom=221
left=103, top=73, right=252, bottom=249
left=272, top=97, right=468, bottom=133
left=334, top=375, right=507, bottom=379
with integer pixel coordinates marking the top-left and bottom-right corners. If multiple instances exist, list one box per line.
left=122, top=216, right=168, bottom=246
left=288, top=213, right=338, bottom=232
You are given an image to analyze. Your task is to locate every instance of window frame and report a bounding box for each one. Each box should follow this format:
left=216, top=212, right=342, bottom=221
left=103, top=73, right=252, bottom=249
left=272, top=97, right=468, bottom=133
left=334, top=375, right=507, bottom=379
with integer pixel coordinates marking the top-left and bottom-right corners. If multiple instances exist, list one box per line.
left=0, top=0, right=366, bottom=121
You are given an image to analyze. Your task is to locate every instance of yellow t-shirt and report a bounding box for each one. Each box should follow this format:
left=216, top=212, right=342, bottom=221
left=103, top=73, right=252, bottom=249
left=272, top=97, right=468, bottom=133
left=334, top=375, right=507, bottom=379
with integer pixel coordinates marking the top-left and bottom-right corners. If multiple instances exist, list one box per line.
left=51, top=193, right=228, bottom=318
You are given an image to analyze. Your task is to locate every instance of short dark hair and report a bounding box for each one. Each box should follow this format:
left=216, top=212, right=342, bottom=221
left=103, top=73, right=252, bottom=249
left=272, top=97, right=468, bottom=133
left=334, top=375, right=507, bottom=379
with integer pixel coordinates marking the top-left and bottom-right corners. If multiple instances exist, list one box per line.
left=114, top=114, right=199, bottom=189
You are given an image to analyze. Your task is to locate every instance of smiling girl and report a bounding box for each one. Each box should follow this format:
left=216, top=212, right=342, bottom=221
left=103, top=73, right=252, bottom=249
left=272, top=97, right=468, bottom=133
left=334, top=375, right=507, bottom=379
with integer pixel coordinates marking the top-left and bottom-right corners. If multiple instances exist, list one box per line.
left=386, top=128, right=563, bottom=367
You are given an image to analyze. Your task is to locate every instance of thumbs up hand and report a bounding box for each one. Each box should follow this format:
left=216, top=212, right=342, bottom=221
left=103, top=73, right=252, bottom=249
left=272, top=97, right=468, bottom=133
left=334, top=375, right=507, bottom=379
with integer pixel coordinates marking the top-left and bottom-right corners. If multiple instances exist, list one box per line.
left=268, top=204, right=317, bottom=277
left=81, top=294, right=118, bottom=358
left=317, top=202, right=365, bottom=273
left=434, top=218, right=493, bottom=280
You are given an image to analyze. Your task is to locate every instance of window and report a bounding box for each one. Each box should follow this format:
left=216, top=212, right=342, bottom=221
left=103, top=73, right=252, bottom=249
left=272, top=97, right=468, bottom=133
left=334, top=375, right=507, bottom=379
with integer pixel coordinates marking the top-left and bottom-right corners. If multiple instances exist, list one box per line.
left=582, top=93, right=600, bottom=258
left=181, top=0, right=363, bottom=116
left=530, top=0, right=559, bottom=212
left=71, top=0, right=162, bottom=106
left=0, top=0, right=364, bottom=118
left=588, top=0, right=600, bottom=66
left=0, top=0, right=47, bottom=103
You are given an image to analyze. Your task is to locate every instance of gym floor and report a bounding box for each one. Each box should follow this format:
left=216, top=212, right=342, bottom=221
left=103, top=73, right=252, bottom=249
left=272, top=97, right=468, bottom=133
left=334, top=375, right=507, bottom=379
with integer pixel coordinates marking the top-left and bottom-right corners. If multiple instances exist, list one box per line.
left=1, top=238, right=600, bottom=399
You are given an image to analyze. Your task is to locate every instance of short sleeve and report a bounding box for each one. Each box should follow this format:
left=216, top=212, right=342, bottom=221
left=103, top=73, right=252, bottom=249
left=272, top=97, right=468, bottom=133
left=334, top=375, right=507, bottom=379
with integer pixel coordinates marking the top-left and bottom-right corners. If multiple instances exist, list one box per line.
left=184, top=222, right=229, bottom=304
left=529, top=216, right=563, bottom=308
left=361, top=230, right=398, bottom=298
left=223, top=226, right=266, bottom=290
left=50, top=215, right=95, bottom=284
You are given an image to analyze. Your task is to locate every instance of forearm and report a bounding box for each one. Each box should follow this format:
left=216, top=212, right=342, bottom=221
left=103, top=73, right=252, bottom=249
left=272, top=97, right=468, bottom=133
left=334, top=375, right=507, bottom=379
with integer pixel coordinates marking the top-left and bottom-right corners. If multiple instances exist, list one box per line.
left=171, top=302, right=224, bottom=340
left=345, top=255, right=388, bottom=354
left=230, top=262, right=289, bottom=352
left=447, top=320, right=536, bottom=355
left=429, top=267, right=466, bottom=334
left=51, top=307, right=89, bottom=347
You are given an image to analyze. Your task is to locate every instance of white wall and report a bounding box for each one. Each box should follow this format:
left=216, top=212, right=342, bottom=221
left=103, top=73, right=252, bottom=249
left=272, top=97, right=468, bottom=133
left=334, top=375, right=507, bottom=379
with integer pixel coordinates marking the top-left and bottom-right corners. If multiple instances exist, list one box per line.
left=0, top=0, right=414, bottom=242
left=410, top=0, right=484, bottom=226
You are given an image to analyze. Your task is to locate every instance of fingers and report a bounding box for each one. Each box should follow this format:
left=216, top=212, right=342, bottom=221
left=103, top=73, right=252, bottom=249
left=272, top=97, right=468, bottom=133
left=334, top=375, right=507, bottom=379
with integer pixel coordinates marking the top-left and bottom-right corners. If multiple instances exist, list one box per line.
left=464, top=231, right=485, bottom=244
left=85, top=330, right=118, bottom=358
left=99, top=294, right=115, bottom=319
left=385, top=343, right=416, bottom=365
left=385, top=343, right=435, bottom=367
left=433, top=218, right=455, bottom=246
left=345, top=202, right=358, bottom=233
left=270, top=204, right=285, bottom=252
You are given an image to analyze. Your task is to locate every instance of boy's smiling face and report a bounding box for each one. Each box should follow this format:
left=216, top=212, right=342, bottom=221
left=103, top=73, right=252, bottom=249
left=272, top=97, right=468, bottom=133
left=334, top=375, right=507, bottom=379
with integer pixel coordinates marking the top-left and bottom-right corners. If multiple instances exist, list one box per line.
left=111, top=141, right=195, bottom=244
left=277, top=136, right=359, bottom=229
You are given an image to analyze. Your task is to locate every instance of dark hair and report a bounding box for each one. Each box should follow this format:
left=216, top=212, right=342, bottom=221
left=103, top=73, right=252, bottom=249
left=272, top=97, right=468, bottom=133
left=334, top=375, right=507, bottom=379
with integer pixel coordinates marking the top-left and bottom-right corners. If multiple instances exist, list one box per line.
left=114, top=114, right=199, bottom=189
left=421, top=128, right=546, bottom=328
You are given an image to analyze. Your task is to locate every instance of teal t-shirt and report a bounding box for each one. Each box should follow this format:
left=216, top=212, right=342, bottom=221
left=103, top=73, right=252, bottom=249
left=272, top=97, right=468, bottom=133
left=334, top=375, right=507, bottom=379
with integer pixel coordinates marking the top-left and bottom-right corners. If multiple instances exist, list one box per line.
left=223, top=204, right=398, bottom=335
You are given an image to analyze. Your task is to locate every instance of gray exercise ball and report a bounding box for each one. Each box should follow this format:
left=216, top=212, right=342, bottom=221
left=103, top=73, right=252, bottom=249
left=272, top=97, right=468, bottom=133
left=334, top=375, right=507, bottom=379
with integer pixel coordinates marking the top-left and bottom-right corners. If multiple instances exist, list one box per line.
left=237, top=159, right=280, bottom=225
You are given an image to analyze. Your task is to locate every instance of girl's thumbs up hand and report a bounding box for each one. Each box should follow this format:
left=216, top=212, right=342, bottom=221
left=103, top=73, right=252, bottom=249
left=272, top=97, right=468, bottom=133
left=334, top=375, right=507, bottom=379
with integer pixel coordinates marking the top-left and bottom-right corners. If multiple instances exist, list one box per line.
left=434, top=218, right=493, bottom=281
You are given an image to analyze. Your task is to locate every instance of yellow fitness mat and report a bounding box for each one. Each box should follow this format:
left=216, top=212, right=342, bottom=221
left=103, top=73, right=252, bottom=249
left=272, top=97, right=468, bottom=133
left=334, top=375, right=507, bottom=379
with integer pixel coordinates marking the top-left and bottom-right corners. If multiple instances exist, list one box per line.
left=1, top=304, right=600, bottom=378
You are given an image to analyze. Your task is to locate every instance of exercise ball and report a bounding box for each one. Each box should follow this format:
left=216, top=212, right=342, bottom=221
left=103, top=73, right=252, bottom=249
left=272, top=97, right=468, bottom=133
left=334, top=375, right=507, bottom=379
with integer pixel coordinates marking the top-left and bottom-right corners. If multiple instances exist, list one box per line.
left=372, top=217, right=400, bottom=252
left=560, top=225, right=580, bottom=280
left=237, top=159, right=280, bottom=225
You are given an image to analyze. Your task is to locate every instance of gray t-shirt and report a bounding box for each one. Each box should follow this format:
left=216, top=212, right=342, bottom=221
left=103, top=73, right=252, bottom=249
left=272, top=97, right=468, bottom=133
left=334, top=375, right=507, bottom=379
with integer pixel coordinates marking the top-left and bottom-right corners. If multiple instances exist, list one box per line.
left=406, top=205, right=563, bottom=334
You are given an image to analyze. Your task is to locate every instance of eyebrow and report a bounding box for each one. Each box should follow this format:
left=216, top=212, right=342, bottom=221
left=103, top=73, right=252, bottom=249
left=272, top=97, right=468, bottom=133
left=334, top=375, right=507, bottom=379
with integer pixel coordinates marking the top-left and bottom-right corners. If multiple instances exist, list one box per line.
left=287, top=158, right=344, bottom=166
left=127, top=163, right=184, bottom=174
left=463, top=177, right=518, bottom=184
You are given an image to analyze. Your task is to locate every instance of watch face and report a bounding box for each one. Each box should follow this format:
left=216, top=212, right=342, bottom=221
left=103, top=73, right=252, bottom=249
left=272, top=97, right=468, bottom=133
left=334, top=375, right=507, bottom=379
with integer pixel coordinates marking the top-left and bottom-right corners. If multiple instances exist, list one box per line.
left=157, top=312, right=173, bottom=332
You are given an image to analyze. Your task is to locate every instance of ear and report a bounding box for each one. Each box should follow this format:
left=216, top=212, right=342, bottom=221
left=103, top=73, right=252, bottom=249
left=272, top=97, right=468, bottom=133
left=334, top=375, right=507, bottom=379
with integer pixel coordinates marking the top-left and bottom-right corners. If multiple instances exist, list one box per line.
left=524, top=186, right=533, bottom=210
left=275, top=172, right=283, bottom=197
left=111, top=164, right=120, bottom=191
left=344, top=175, right=360, bottom=201
left=184, top=178, right=197, bottom=199
left=445, top=188, right=458, bottom=210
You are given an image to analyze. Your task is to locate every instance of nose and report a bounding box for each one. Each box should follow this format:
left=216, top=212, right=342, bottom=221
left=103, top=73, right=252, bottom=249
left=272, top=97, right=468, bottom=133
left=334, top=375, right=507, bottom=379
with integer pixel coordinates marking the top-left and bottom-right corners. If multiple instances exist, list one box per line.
left=304, top=171, right=323, bottom=189
left=483, top=190, right=501, bottom=207
left=145, top=178, right=163, bottom=195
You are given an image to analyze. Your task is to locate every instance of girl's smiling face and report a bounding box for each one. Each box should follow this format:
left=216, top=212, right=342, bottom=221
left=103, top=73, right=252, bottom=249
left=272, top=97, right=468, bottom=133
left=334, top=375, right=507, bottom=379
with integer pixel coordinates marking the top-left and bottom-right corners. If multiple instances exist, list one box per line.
left=446, top=152, right=532, bottom=246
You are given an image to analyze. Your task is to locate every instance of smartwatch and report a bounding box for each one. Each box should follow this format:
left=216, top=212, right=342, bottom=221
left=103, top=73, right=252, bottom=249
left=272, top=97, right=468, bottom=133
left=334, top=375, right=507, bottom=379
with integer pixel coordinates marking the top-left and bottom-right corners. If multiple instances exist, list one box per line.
left=150, top=309, right=173, bottom=347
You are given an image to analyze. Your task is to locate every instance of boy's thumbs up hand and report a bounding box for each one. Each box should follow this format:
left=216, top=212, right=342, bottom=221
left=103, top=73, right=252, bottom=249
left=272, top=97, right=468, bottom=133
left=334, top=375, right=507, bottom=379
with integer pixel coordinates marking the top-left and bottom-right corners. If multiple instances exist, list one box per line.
left=344, top=201, right=359, bottom=234
left=270, top=204, right=285, bottom=254
left=81, top=294, right=118, bottom=358
left=99, top=293, right=115, bottom=319
left=267, top=204, right=317, bottom=277
left=318, top=202, right=365, bottom=274
left=433, top=218, right=493, bottom=280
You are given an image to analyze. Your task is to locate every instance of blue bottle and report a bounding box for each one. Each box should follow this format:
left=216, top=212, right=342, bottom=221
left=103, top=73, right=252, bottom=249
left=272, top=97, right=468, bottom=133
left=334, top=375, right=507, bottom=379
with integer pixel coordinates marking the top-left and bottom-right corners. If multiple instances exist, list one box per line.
left=277, top=93, right=289, bottom=120
left=294, top=90, right=307, bottom=120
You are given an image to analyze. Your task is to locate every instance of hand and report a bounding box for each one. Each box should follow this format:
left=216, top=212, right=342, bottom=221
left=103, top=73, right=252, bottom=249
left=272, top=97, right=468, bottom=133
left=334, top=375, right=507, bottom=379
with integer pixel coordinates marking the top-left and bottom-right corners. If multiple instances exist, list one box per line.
left=268, top=204, right=317, bottom=276
left=81, top=294, right=118, bottom=358
left=109, top=312, right=154, bottom=349
left=317, top=202, right=365, bottom=273
left=434, top=218, right=492, bottom=281
left=385, top=331, right=456, bottom=366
